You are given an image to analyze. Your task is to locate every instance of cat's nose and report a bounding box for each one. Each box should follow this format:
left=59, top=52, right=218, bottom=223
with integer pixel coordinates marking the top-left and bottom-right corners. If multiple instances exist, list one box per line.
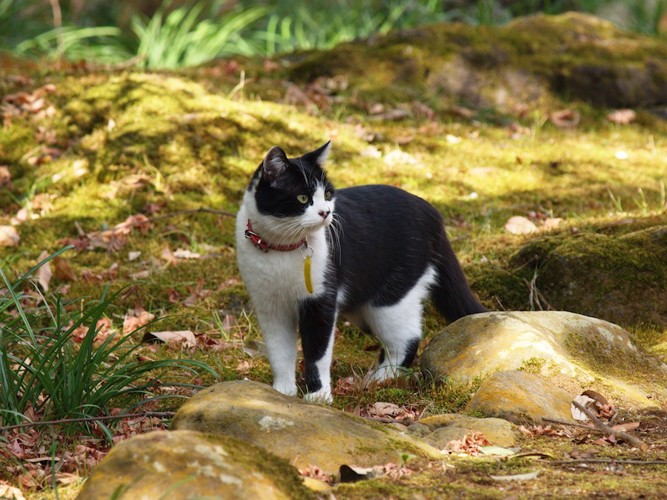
left=318, top=209, right=331, bottom=219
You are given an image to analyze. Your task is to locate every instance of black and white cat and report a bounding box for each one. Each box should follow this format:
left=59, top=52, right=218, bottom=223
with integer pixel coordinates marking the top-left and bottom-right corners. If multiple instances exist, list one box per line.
left=235, top=142, right=486, bottom=403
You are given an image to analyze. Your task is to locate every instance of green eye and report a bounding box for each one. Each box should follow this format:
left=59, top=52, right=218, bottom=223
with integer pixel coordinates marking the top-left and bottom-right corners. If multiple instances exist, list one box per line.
left=297, top=194, right=309, bottom=204
left=324, top=190, right=333, bottom=201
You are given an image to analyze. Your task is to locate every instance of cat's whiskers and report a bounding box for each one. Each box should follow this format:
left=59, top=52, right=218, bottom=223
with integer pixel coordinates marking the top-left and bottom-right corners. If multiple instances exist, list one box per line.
left=328, top=213, right=344, bottom=262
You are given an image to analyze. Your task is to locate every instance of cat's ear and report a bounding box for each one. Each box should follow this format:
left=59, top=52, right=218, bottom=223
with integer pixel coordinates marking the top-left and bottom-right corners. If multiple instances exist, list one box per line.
left=261, top=146, right=289, bottom=183
left=302, top=141, right=331, bottom=167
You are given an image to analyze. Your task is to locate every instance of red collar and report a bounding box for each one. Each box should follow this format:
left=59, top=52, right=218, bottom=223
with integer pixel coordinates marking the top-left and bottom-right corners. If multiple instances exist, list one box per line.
left=245, top=219, right=306, bottom=253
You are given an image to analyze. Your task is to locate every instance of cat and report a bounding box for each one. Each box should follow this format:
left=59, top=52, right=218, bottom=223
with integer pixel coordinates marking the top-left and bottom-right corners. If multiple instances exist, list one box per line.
left=235, top=142, right=487, bottom=403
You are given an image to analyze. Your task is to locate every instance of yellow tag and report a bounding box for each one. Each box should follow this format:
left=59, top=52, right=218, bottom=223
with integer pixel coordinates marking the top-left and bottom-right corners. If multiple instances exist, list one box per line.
left=304, top=255, right=313, bottom=294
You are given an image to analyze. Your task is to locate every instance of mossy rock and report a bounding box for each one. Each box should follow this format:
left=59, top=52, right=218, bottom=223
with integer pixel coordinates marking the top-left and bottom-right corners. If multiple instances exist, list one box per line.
left=421, top=311, right=667, bottom=408
left=415, top=413, right=517, bottom=447
left=287, top=12, right=667, bottom=111
left=466, top=370, right=574, bottom=425
left=172, top=380, right=443, bottom=473
left=77, top=430, right=311, bottom=500
left=511, top=226, right=667, bottom=327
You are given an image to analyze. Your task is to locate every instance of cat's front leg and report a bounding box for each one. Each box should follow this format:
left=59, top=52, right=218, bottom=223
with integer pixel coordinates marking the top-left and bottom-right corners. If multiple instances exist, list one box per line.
left=256, top=311, right=299, bottom=396
left=299, top=296, right=337, bottom=404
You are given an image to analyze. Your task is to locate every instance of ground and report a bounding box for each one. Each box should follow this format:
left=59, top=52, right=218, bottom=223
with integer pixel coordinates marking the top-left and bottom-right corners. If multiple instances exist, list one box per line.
left=1, top=13, right=666, bottom=499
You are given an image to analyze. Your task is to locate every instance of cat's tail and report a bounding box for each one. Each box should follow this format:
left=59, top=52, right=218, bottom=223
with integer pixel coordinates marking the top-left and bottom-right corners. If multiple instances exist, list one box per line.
left=431, top=241, right=488, bottom=323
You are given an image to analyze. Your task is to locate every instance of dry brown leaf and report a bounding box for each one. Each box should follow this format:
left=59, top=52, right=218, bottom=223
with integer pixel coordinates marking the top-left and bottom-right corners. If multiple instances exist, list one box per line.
left=504, top=216, right=538, bottom=235
left=0, top=481, right=26, bottom=500
left=607, top=109, right=636, bottom=125
left=36, top=251, right=52, bottom=291
left=571, top=394, right=596, bottom=421
left=0, top=165, right=11, bottom=187
left=0, top=225, right=20, bottom=247
left=143, top=330, right=196, bottom=348
left=299, top=465, right=335, bottom=485
left=550, top=109, right=580, bottom=128
left=172, top=248, right=201, bottom=259
left=446, top=431, right=491, bottom=455
left=123, top=307, right=156, bottom=335
left=53, top=256, right=76, bottom=282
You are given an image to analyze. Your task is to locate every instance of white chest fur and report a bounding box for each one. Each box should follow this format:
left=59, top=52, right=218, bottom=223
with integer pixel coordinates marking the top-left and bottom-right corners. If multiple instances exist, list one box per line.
left=235, top=204, right=330, bottom=312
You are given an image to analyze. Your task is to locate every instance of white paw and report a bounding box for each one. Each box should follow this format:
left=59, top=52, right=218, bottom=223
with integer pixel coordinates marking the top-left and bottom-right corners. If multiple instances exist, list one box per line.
left=369, top=364, right=399, bottom=383
left=303, top=388, right=333, bottom=405
left=273, top=382, right=298, bottom=397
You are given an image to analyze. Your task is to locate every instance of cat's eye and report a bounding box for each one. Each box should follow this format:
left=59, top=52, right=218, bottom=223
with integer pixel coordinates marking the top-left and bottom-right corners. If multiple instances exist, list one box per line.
left=324, top=190, right=333, bottom=201
left=297, top=194, right=309, bottom=204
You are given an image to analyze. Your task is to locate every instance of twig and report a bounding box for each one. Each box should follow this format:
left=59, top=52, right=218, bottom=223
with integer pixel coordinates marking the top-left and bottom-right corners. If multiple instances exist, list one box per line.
left=571, top=400, right=646, bottom=450
left=0, top=411, right=176, bottom=433
left=150, top=207, right=235, bottom=221
left=541, top=417, right=600, bottom=430
left=542, top=458, right=667, bottom=466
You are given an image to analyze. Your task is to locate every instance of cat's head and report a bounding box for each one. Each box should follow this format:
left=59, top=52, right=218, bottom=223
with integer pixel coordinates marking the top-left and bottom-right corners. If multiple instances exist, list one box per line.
left=245, top=142, right=335, bottom=243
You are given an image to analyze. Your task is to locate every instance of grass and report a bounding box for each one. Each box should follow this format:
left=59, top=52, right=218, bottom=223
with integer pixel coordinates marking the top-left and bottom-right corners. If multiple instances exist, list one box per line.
left=2, top=1, right=667, bottom=67
left=1, top=12, right=666, bottom=499
left=0, top=248, right=217, bottom=437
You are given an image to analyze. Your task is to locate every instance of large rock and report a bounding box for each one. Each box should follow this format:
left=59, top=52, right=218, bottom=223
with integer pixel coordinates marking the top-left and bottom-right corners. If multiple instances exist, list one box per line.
left=510, top=226, right=667, bottom=327
left=289, top=13, right=667, bottom=111
left=420, top=311, right=667, bottom=408
left=172, top=380, right=444, bottom=473
left=77, top=430, right=310, bottom=500
left=466, top=370, right=574, bottom=424
left=414, top=414, right=516, bottom=447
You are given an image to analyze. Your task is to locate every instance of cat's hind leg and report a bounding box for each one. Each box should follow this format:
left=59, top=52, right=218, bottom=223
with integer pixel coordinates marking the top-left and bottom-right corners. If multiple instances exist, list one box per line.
left=365, top=266, right=436, bottom=382
left=364, top=303, right=423, bottom=382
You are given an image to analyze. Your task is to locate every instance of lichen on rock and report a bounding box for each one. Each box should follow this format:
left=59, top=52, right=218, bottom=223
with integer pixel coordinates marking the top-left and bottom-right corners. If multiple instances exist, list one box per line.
left=171, top=380, right=444, bottom=473
left=421, top=311, right=667, bottom=410
left=77, top=430, right=311, bottom=499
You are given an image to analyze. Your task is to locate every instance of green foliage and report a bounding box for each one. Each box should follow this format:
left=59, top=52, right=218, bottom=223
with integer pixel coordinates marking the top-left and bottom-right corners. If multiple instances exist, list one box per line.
left=256, top=0, right=450, bottom=55
left=131, top=1, right=267, bottom=69
left=15, top=26, right=130, bottom=63
left=2, top=0, right=667, bottom=67
left=0, top=248, right=217, bottom=432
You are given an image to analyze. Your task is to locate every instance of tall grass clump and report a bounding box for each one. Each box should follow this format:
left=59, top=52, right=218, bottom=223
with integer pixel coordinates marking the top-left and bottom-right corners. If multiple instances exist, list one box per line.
left=131, top=1, right=266, bottom=69
left=0, top=247, right=217, bottom=433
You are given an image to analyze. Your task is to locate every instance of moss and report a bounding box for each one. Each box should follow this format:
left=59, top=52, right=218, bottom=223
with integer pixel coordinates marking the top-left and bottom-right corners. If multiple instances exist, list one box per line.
left=519, top=357, right=547, bottom=374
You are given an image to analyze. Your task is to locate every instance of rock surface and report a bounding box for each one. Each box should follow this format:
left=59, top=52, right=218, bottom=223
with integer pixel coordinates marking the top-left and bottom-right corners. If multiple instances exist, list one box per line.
left=289, top=13, right=667, bottom=111
left=466, top=370, right=574, bottom=424
left=172, top=380, right=444, bottom=473
left=414, top=414, right=516, bottom=447
left=421, top=311, right=667, bottom=408
left=510, top=226, right=667, bottom=327
left=77, top=430, right=310, bottom=500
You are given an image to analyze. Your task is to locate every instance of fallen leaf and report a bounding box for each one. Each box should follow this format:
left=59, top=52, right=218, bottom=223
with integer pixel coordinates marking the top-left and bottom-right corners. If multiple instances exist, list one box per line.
left=0, top=165, right=11, bottom=187
left=36, top=251, right=52, bottom=291
left=0, top=481, right=26, bottom=500
left=479, top=445, right=518, bottom=456
left=607, top=109, right=636, bottom=125
left=299, top=465, right=335, bottom=485
left=504, top=216, right=538, bottom=235
left=490, top=471, right=540, bottom=481
left=612, top=422, right=640, bottom=432
left=53, top=256, right=76, bottom=282
left=123, top=307, right=156, bottom=335
left=446, top=431, right=491, bottom=455
left=130, top=270, right=150, bottom=280
left=0, top=225, right=20, bottom=246
left=550, top=109, right=580, bottom=128
left=571, top=394, right=596, bottom=421
left=540, top=217, right=562, bottom=231
left=143, top=330, right=196, bottom=348
left=172, top=248, right=201, bottom=259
